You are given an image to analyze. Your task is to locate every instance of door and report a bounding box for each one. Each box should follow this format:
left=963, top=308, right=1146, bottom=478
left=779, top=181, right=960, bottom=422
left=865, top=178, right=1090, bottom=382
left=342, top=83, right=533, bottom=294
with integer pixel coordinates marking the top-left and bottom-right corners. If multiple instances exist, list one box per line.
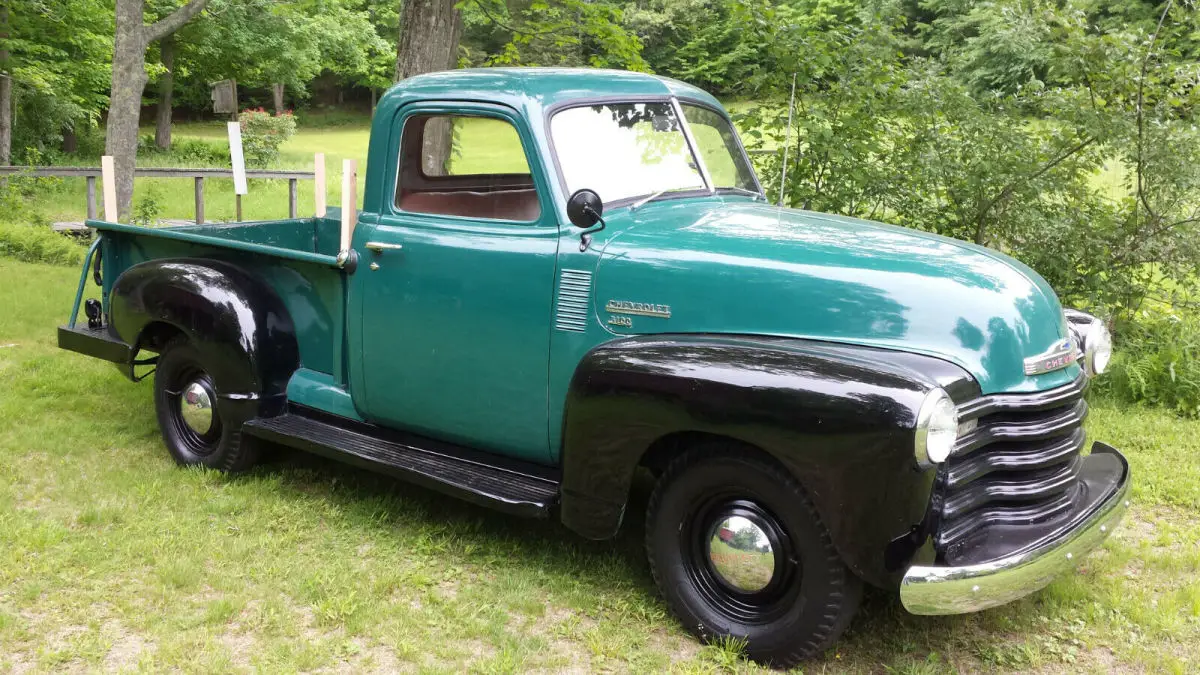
left=352, top=103, right=560, bottom=464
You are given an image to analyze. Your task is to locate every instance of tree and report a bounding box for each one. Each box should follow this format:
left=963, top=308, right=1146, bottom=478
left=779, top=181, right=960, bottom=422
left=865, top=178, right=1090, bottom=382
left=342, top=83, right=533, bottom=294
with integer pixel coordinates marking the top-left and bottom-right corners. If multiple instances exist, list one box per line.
left=107, top=0, right=210, bottom=219
left=395, top=0, right=462, bottom=81
left=395, top=0, right=463, bottom=173
left=1, top=3, right=11, bottom=167
left=154, top=34, right=176, bottom=149
left=1, top=0, right=112, bottom=162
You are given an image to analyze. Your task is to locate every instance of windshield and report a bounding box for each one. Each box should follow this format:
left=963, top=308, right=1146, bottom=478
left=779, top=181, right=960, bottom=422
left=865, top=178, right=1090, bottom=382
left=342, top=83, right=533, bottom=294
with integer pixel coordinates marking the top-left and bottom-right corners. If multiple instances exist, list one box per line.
left=551, top=101, right=759, bottom=205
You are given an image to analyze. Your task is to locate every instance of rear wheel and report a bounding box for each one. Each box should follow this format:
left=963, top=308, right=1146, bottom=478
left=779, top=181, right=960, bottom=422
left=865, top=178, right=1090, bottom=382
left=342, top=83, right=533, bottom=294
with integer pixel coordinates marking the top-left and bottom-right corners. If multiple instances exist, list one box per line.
left=645, top=445, right=861, bottom=667
left=153, top=338, right=258, bottom=472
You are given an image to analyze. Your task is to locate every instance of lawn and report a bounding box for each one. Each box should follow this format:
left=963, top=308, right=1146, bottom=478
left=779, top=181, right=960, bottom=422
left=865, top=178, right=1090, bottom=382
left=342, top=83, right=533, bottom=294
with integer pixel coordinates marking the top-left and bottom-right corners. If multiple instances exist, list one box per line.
left=2, top=259, right=1199, bottom=673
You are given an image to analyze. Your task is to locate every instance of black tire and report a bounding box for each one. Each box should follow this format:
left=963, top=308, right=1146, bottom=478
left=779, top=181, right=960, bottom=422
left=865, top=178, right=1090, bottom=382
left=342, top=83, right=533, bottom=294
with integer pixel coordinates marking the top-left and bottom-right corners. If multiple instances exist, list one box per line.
left=153, top=338, right=259, bottom=472
left=645, top=444, right=861, bottom=667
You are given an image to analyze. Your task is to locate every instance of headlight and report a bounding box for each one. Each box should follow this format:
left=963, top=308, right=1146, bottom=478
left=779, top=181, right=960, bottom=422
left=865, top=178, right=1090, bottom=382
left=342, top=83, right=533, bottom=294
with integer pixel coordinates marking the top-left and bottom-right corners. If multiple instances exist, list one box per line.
left=1083, top=319, right=1112, bottom=377
left=1065, top=310, right=1112, bottom=378
left=915, top=388, right=958, bottom=467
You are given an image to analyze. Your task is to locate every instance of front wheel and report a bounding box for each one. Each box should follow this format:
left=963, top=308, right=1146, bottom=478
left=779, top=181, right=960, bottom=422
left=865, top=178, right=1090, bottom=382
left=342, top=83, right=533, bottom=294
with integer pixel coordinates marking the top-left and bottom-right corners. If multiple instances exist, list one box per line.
left=645, top=446, right=861, bottom=667
left=153, top=338, right=259, bottom=472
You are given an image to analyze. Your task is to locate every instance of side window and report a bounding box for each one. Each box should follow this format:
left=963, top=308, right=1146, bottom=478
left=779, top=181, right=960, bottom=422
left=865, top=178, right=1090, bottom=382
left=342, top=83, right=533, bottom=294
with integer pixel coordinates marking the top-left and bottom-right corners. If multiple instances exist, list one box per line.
left=395, top=114, right=541, bottom=222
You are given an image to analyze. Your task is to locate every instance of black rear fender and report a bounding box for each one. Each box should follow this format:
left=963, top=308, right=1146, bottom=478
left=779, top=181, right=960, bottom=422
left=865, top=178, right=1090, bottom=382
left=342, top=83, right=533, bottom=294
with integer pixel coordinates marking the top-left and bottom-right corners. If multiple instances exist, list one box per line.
left=558, top=335, right=978, bottom=588
left=109, top=258, right=299, bottom=418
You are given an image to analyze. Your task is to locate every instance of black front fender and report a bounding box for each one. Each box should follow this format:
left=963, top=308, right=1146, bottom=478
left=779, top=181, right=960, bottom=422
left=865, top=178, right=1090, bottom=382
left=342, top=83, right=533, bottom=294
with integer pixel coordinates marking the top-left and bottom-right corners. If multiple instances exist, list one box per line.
left=559, top=335, right=979, bottom=588
left=109, top=259, right=299, bottom=416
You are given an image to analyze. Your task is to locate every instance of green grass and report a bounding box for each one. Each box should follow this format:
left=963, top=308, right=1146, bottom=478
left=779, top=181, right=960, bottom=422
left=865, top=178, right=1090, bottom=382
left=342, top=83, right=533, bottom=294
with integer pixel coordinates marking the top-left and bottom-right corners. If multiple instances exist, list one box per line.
left=2, top=259, right=1200, bottom=672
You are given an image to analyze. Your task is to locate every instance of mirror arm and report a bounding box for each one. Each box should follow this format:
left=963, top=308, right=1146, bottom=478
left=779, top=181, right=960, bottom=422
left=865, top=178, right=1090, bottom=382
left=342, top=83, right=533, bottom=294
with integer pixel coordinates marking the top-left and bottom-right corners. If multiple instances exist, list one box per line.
left=578, top=208, right=606, bottom=252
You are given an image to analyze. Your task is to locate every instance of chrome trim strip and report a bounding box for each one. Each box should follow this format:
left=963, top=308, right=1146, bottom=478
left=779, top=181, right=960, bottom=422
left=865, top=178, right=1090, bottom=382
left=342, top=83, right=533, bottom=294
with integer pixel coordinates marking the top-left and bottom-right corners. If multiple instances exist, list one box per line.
left=957, top=373, right=1087, bottom=421
left=672, top=96, right=715, bottom=194
left=900, top=447, right=1130, bottom=615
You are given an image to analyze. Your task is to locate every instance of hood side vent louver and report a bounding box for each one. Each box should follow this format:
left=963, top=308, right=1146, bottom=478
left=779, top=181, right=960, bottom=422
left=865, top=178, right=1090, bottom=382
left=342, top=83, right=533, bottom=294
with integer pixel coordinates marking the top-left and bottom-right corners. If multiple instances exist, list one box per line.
left=555, top=269, right=593, bottom=332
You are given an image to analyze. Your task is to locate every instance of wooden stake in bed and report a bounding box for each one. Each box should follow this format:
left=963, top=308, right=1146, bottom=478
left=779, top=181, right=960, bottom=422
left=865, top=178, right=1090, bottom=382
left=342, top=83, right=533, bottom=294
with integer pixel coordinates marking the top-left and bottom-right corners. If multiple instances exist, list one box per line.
left=340, top=159, right=357, bottom=252
left=101, top=155, right=117, bottom=222
left=314, top=153, right=326, bottom=217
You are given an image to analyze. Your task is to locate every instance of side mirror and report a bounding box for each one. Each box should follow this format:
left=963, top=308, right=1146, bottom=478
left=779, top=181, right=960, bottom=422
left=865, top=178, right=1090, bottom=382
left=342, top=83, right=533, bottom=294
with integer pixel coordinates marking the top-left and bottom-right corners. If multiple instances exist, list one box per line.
left=567, top=189, right=604, bottom=229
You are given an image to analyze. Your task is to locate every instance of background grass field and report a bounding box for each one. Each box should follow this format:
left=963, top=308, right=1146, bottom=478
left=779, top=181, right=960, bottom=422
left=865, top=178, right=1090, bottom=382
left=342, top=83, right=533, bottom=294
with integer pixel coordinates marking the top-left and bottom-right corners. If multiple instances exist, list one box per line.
left=2, top=258, right=1199, bottom=673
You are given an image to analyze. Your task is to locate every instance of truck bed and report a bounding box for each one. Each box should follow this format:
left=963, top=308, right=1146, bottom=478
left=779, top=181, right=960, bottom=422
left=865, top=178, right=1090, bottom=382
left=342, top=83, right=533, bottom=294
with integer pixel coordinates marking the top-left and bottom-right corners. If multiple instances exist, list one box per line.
left=87, top=213, right=353, bottom=381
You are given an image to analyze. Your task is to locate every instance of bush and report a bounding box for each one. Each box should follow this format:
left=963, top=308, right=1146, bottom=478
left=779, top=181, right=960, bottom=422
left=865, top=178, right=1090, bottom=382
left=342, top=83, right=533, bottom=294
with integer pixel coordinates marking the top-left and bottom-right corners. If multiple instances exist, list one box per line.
left=238, top=108, right=298, bottom=167
left=0, top=222, right=87, bottom=267
left=1099, top=313, right=1200, bottom=418
left=137, top=136, right=230, bottom=166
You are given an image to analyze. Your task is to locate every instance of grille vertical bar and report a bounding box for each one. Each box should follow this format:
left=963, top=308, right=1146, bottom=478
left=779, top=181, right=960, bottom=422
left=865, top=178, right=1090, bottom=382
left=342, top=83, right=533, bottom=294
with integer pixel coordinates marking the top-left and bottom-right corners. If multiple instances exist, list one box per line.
left=555, top=269, right=593, bottom=332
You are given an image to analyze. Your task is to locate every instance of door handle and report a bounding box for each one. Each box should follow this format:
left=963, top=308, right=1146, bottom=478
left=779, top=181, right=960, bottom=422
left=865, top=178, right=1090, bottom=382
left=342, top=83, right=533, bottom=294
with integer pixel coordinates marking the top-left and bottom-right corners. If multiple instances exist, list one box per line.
left=365, top=242, right=403, bottom=254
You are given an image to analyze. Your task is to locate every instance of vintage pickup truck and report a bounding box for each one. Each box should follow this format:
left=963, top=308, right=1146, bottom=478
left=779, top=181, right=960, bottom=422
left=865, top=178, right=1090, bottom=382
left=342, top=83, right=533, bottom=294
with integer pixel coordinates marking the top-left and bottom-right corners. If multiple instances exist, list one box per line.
left=59, top=68, right=1129, bottom=666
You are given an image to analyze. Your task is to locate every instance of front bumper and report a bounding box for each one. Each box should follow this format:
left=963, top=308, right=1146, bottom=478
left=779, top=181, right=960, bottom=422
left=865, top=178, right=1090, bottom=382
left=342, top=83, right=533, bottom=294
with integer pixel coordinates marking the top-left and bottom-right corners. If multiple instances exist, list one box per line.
left=900, top=443, right=1130, bottom=615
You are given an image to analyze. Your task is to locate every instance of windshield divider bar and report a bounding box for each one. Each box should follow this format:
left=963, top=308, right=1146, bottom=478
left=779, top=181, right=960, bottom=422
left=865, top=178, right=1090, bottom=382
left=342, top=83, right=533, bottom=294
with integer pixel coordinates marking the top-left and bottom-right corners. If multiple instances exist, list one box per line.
left=671, top=97, right=714, bottom=194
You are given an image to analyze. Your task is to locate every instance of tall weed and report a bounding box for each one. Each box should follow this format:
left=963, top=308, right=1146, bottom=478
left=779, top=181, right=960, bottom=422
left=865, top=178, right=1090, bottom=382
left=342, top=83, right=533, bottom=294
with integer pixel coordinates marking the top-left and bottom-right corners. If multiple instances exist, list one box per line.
left=1099, top=313, right=1200, bottom=418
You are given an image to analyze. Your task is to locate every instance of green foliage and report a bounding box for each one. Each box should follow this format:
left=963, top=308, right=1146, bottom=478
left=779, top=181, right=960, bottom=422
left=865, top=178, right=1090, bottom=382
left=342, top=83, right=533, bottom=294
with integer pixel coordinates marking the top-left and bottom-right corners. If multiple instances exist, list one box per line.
left=132, top=187, right=164, bottom=228
left=462, top=0, right=648, bottom=71
left=0, top=222, right=86, bottom=266
left=4, top=0, right=113, bottom=160
left=137, top=135, right=230, bottom=165
left=238, top=109, right=298, bottom=168
left=1099, top=312, right=1200, bottom=418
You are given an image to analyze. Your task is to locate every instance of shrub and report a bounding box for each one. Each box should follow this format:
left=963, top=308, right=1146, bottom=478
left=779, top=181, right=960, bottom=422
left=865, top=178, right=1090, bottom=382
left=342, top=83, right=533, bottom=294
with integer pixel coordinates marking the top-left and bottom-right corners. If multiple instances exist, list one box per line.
left=238, top=108, right=298, bottom=167
left=1099, top=313, right=1200, bottom=418
left=0, top=222, right=86, bottom=266
left=137, top=136, right=230, bottom=166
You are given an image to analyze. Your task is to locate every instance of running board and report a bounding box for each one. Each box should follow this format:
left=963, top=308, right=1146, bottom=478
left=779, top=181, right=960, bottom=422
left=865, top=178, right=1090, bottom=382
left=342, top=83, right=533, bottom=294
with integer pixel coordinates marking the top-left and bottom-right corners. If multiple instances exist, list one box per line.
left=242, top=412, right=559, bottom=518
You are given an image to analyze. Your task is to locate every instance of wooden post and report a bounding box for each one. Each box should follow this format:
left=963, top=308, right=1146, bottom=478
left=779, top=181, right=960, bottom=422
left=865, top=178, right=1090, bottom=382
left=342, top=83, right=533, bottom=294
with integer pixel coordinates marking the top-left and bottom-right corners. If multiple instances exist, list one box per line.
left=100, top=156, right=117, bottom=222
left=288, top=178, right=297, bottom=219
left=236, top=193, right=243, bottom=222
left=194, top=176, right=204, bottom=224
left=340, top=159, right=357, bottom=252
left=86, top=176, right=97, bottom=220
left=314, top=153, right=326, bottom=217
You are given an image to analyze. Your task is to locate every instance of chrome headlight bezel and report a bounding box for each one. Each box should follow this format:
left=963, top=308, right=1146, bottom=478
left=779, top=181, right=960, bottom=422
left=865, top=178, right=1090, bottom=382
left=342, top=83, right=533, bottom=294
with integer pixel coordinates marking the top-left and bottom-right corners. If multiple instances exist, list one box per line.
left=915, top=388, right=959, bottom=468
left=1065, top=309, right=1112, bottom=378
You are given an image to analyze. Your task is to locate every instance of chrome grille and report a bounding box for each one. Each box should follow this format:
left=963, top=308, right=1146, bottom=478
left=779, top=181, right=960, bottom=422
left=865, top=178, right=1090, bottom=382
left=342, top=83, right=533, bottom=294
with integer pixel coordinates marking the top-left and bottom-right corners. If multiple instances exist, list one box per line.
left=554, top=269, right=592, bottom=332
left=934, top=375, right=1089, bottom=563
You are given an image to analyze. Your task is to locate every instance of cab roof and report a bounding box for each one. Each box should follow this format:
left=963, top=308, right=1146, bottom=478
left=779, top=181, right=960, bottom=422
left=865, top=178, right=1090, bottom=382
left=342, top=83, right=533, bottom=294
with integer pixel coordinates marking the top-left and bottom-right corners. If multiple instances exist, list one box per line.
left=376, top=68, right=724, bottom=116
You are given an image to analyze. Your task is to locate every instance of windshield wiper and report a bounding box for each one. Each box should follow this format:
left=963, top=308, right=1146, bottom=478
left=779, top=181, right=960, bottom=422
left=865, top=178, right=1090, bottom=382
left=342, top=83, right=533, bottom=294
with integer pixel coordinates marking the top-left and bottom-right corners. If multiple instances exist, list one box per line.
left=630, top=186, right=702, bottom=211
left=717, top=186, right=766, bottom=201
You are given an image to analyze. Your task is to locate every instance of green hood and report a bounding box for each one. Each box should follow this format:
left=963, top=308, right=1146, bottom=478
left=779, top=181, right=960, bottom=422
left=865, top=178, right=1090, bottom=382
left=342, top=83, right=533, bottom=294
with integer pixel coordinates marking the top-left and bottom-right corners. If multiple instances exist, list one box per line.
left=592, top=198, right=1081, bottom=394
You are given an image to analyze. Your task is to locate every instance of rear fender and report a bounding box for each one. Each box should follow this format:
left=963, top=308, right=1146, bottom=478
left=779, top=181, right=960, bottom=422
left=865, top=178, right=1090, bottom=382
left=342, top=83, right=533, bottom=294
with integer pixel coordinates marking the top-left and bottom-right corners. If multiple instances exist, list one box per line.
left=109, top=258, right=299, bottom=418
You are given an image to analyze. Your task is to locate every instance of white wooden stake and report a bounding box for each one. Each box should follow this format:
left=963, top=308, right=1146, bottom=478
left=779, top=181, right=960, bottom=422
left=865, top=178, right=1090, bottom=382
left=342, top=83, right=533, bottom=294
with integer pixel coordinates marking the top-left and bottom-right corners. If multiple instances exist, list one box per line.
left=227, top=122, right=248, bottom=196
left=340, top=159, right=357, bottom=252
left=314, top=153, right=326, bottom=217
left=100, top=155, right=117, bottom=222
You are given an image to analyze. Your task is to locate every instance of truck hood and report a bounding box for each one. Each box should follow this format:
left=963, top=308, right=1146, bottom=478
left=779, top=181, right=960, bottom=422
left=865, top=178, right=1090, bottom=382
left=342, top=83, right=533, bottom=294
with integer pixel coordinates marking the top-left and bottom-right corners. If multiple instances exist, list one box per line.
left=592, top=199, right=1081, bottom=394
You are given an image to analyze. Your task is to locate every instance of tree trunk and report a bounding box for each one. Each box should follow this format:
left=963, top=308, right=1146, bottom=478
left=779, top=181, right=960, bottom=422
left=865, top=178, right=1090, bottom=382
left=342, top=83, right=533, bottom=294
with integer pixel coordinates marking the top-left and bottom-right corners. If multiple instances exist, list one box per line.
left=106, top=0, right=151, bottom=219
left=154, top=33, right=175, bottom=150
left=62, top=126, right=78, bottom=153
left=395, top=0, right=462, bottom=177
left=106, top=0, right=210, bottom=219
left=395, top=0, right=462, bottom=81
left=0, top=3, right=11, bottom=167
left=272, top=83, right=285, bottom=114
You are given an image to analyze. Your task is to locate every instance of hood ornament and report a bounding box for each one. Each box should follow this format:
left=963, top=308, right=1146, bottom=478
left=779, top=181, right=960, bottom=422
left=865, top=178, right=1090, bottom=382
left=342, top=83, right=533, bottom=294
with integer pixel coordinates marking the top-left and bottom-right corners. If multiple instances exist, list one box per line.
left=1023, top=337, right=1078, bottom=376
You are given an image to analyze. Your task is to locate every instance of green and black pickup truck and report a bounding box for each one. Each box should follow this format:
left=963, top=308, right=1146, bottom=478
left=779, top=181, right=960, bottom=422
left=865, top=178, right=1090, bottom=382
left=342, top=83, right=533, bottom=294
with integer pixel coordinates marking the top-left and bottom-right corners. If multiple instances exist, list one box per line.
left=59, top=68, right=1128, bottom=666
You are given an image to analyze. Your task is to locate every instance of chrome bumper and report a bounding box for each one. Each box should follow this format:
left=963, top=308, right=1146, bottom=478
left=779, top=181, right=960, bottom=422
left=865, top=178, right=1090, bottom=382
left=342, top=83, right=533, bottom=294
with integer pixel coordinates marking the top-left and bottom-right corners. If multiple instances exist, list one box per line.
left=900, top=445, right=1130, bottom=615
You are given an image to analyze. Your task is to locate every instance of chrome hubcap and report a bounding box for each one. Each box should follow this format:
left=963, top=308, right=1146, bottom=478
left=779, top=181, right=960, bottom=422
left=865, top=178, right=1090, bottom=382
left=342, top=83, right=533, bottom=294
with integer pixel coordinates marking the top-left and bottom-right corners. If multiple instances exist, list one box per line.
left=707, top=514, right=776, bottom=592
left=179, top=380, right=215, bottom=435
